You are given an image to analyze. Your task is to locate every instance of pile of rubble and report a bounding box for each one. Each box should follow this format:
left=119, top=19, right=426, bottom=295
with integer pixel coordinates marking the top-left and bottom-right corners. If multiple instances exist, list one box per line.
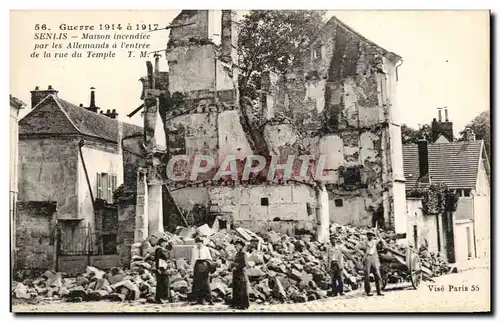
left=13, top=223, right=451, bottom=304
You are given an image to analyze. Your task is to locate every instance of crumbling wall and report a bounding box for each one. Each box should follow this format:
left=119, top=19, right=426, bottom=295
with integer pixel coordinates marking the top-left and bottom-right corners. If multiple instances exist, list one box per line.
left=166, top=112, right=219, bottom=157
left=169, top=10, right=210, bottom=43
left=208, top=184, right=318, bottom=233
left=218, top=110, right=253, bottom=161
left=18, top=137, right=79, bottom=219
left=267, top=18, right=401, bottom=229
left=15, top=201, right=57, bottom=273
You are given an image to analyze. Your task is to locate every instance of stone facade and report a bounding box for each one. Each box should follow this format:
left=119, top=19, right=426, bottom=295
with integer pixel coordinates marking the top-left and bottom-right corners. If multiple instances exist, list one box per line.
left=139, top=11, right=406, bottom=241
left=259, top=17, right=405, bottom=231
left=15, top=201, right=57, bottom=273
left=17, top=88, right=143, bottom=268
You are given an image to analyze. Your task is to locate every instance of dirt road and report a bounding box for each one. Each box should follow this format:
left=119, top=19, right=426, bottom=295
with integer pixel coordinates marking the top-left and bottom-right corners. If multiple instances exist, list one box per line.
left=13, top=268, right=490, bottom=313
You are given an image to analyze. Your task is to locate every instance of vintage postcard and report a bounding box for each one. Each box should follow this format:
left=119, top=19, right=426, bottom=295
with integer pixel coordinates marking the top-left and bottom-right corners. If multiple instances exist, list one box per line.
left=9, top=10, right=491, bottom=313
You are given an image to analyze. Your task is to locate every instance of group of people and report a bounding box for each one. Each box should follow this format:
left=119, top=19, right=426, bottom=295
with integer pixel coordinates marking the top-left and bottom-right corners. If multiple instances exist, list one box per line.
left=152, top=228, right=387, bottom=309
left=153, top=236, right=250, bottom=310
left=326, top=229, right=386, bottom=297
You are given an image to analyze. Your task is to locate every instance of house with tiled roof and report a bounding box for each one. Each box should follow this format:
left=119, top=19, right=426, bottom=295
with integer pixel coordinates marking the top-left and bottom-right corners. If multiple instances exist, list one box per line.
left=17, top=85, right=145, bottom=271
left=402, top=112, right=490, bottom=263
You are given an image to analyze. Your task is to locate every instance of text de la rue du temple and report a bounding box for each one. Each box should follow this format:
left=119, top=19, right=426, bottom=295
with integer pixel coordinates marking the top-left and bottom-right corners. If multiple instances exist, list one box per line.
left=30, top=23, right=162, bottom=60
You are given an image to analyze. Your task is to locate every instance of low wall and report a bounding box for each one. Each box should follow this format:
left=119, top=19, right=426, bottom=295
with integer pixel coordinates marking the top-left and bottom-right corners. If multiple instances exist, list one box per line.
left=15, top=201, right=57, bottom=273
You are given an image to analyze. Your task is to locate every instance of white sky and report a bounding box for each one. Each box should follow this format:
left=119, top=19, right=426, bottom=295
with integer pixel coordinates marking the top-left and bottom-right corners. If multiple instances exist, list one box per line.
left=10, top=10, right=490, bottom=134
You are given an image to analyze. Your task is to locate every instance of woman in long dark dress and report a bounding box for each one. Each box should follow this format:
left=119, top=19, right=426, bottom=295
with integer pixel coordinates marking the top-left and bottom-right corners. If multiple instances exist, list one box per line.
left=154, top=238, right=173, bottom=303
left=231, top=240, right=250, bottom=310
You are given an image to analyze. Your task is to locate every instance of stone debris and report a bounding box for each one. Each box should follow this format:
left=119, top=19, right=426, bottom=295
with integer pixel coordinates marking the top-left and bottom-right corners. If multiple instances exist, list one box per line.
left=13, top=224, right=451, bottom=304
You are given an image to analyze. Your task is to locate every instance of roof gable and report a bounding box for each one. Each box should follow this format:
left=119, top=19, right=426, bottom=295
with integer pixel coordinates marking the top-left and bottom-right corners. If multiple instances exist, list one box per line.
left=312, top=16, right=401, bottom=63
left=19, top=95, right=80, bottom=135
left=19, top=94, right=143, bottom=143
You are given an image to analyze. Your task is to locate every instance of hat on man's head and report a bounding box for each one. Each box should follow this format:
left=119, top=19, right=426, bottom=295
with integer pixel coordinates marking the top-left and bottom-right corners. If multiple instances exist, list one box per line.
left=234, top=239, right=246, bottom=247
left=366, top=230, right=376, bottom=236
left=157, top=237, right=168, bottom=245
left=195, top=237, right=203, bottom=243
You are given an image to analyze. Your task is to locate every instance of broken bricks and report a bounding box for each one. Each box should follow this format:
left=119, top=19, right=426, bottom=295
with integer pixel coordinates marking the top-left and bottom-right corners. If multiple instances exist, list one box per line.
left=13, top=222, right=450, bottom=305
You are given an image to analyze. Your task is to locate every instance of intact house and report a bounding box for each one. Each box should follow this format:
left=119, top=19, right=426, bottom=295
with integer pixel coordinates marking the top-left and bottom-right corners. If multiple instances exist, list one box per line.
left=16, top=86, right=144, bottom=273
left=10, top=95, right=26, bottom=269
left=402, top=111, right=490, bottom=263
left=131, top=10, right=407, bottom=244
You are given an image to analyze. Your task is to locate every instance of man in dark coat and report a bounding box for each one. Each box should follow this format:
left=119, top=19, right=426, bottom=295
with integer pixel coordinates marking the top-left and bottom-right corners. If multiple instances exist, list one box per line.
left=154, top=238, right=173, bottom=303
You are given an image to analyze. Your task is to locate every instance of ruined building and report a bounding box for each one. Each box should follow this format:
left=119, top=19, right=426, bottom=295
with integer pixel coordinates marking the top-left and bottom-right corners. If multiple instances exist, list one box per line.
left=134, top=11, right=407, bottom=242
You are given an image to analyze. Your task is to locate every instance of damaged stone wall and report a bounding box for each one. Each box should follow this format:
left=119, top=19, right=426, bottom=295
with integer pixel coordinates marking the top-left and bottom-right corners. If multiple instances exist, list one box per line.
left=208, top=184, right=318, bottom=234
left=15, top=201, right=57, bottom=273
left=18, top=137, right=80, bottom=220
left=264, top=17, right=403, bottom=229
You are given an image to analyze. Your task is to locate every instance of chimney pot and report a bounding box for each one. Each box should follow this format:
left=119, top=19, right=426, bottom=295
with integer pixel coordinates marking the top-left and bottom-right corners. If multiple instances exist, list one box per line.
left=444, top=108, right=449, bottom=122
left=112, top=109, right=117, bottom=113
left=438, top=108, right=442, bottom=122
left=48, top=85, right=53, bottom=90
left=417, top=140, right=429, bottom=179
left=106, top=109, right=111, bottom=114
left=79, top=103, right=83, bottom=107
left=35, top=86, right=39, bottom=90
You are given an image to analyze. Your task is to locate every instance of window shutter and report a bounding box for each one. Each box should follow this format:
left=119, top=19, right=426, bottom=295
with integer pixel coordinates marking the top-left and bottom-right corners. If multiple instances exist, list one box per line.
left=96, top=173, right=102, bottom=199
left=111, top=175, right=117, bottom=202
left=107, top=174, right=112, bottom=203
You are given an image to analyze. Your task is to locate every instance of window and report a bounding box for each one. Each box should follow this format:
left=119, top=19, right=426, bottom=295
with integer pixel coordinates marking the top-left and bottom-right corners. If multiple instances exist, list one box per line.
left=101, top=234, right=117, bottom=255
left=334, top=199, right=343, bottom=207
left=97, top=172, right=118, bottom=203
left=463, top=189, right=471, bottom=197
left=261, top=197, right=269, bottom=206
left=312, top=45, right=323, bottom=60
left=344, top=167, right=362, bottom=186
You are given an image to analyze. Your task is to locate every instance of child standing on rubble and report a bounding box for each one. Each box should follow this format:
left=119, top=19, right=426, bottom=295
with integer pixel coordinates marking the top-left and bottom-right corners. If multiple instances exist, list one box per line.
left=190, top=236, right=214, bottom=305
left=154, top=238, right=173, bottom=304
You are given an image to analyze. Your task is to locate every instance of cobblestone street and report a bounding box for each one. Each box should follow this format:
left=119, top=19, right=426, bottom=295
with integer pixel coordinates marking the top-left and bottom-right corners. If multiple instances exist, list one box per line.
left=13, top=267, right=490, bottom=313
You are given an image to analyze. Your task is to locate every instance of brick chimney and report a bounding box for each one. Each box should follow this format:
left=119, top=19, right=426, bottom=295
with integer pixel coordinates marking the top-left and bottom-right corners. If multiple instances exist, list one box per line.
left=102, top=109, right=118, bottom=119
left=30, top=85, right=58, bottom=109
left=431, top=107, right=453, bottom=142
left=85, top=87, right=100, bottom=113
left=417, top=139, right=429, bottom=179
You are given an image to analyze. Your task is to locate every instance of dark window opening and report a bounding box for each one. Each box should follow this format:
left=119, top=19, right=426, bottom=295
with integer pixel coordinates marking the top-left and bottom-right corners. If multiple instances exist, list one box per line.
left=218, top=220, right=227, bottom=229
left=344, top=167, right=362, bottom=186
left=464, top=189, right=471, bottom=197
left=101, top=234, right=117, bottom=255
left=334, top=199, right=343, bottom=207
left=261, top=197, right=269, bottom=206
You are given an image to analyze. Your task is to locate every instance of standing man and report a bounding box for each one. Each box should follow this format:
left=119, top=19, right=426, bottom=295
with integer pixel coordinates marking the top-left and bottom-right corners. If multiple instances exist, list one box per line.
left=154, top=238, right=173, bottom=303
left=357, top=229, right=386, bottom=296
left=325, top=236, right=351, bottom=297
left=190, top=236, right=214, bottom=305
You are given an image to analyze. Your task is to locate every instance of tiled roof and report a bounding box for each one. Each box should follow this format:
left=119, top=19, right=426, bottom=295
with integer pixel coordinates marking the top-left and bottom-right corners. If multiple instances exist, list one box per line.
left=403, top=141, right=483, bottom=190
left=428, top=141, right=482, bottom=189
left=402, top=145, right=420, bottom=190
left=55, top=95, right=142, bottom=142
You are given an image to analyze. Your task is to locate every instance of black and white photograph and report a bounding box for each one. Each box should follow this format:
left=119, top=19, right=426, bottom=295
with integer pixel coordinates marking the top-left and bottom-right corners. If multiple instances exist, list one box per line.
left=8, top=9, right=491, bottom=313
